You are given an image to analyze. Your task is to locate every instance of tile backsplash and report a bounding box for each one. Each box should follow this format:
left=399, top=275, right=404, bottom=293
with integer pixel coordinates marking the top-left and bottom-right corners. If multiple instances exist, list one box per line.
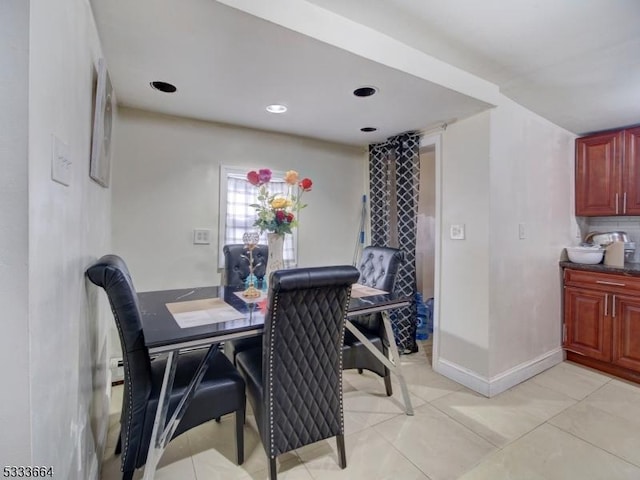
left=580, top=216, right=640, bottom=263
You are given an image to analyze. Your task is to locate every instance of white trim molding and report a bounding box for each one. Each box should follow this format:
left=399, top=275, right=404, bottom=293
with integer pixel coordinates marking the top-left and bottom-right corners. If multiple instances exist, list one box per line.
left=433, top=347, right=564, bottom=397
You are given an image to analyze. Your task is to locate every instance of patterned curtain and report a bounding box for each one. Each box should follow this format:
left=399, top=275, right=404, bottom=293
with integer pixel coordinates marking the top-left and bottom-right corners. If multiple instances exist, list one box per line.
left=369, top=132, right=421, bottom=353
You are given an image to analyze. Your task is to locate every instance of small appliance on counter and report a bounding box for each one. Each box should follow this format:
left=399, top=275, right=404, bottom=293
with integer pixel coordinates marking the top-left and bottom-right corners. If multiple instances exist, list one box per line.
left=583, top=231, right=636, bottom=262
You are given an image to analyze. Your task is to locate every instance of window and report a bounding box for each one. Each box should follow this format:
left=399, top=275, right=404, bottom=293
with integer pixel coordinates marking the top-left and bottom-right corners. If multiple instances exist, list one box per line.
left=218, top=166, right=297, bottom=266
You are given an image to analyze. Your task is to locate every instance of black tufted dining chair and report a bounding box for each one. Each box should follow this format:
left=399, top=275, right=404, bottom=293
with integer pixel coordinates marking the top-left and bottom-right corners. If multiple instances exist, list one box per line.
left=235, top=266, right=360, bottom=480
left=343, top=246, right=404, bottom=396
left=222, top=244, right=268, bottom=365
left=86, top=255, right=246, bottom=480
left=222, top=244, right=268, bottom=288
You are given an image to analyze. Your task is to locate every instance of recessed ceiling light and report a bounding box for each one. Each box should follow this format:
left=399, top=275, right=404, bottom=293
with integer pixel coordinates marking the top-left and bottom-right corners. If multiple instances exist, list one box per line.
left=360, top=127, right=377, bottom=132
left=150, top=81, right=177, bottom=93
left=266, top=104, right=287, bottom=114
left=353, top=86, right=378, bottom=97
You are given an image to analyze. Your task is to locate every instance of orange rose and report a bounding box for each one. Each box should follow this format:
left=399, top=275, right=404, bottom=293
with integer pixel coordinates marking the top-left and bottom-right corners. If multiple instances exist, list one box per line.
left=284, top=170, right=299, bottom=185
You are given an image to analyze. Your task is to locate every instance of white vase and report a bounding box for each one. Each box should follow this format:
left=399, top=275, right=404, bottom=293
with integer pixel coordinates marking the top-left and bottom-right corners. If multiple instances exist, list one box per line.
left=265, top=232, right=285, bottom=285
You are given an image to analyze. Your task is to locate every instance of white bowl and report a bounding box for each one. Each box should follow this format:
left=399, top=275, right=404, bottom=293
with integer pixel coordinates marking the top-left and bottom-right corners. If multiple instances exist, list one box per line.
left=566, top=246, right=604, bottom=264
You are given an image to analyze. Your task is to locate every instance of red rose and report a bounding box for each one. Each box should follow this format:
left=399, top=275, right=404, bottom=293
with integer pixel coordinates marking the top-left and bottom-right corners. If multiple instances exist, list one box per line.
left=286, top=212, right=294, bottom=222
left=299, top=178, right=313, bottom=191
left=275, top=210, right=285, bottom=222
left=247, top=170, right=260, bottom=186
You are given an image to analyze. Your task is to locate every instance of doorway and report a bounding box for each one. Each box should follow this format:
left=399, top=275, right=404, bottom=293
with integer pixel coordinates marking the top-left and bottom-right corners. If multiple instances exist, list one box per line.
left=416, top=139, right=438, bottom=364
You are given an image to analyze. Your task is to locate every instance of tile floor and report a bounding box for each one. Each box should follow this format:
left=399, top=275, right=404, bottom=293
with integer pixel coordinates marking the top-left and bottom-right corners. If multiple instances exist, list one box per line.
left=101, top=342, right=640, bottom=479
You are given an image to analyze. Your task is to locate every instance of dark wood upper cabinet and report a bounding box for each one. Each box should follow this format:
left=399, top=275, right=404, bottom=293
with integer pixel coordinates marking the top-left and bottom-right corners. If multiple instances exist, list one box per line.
left=575, top=131, right=623, bottom=216
left=575, top=127, right=640, bottom=216
left=624, top=127, right=640, bottom=214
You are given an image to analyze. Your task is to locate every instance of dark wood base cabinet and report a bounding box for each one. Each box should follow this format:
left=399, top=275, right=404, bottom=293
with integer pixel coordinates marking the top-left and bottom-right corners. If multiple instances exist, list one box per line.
left=563, top=268, right=640, bottom=384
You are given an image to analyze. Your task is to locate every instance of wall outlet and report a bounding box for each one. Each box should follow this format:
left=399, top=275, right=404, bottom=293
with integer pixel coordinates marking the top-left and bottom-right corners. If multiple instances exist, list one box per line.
left=518, top=223, right=526, bottom=240
left=193, top=228, right=212, bottom=245
left=51, top=135, right=71, bottom=186
left=450, top=224, right=465, bottom=240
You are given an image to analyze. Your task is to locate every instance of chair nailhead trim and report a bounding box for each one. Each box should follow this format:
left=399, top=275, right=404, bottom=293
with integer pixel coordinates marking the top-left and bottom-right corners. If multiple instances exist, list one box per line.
left=338, top=291, right=351, bottom=433
left=112, top=309, right=134, bottom=469
left=268, top=293, right=279, bottom=456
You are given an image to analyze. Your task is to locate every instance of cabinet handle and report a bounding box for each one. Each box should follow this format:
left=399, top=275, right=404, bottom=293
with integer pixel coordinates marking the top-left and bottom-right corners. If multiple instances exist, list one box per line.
left=616, top=193, right=619, bottom=214
left=612, top=295, right=616, bottom=318
left=623, top=192, right=627, bottom=214
left=604, top=294, right=608, bottom=316
left=596, top=280, right=626, bottom=286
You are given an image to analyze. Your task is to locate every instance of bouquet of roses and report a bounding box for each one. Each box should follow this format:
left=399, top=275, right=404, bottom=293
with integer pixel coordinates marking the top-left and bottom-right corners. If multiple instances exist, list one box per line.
left=247, top=168, right=313, bottom=235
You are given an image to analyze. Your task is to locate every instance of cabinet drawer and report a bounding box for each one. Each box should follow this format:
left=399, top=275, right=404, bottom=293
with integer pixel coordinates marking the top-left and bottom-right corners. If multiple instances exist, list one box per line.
left=564, top=269, right=640, bottom=294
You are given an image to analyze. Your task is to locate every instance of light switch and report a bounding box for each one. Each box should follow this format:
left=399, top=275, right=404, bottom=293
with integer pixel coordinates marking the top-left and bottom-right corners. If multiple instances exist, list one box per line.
left=518, top=223, right=526, bottom=240
left=51, top=135, right=71, bottom=186
left=193, top=229, right=212, bottom=245
left=450, top=224, right=465, bottom=240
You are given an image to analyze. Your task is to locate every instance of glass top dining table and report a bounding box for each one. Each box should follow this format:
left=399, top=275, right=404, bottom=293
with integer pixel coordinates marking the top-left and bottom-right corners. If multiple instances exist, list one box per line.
left=137, top=285, right=412, bottom=353
left=136, top=284, right=414, bottom=480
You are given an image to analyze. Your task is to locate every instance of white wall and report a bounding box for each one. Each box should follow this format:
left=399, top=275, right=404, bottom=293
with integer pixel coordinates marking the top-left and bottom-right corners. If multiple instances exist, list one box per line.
left=0, top=0, right=31, bottom=465
left=438, top=112, right=492, bottom=378
left=487, top=98, right=575, bottom=378
left=27, top=0, right=111, bottom=478
left=435, top=101, right=575, bottom=395
left=112, top=108, right=365, bottom=292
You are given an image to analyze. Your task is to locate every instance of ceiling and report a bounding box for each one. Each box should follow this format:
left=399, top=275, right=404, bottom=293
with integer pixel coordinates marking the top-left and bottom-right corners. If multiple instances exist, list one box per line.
left=91, top=0, right=640, bottom=147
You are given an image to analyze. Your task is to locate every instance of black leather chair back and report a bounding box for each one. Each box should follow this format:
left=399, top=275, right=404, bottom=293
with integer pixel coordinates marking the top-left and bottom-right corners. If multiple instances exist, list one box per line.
left=88, top=255, right=247, bottom=479
left=261, top=266, right=359, bottom=457
left=352, top=245, right=404, bottom=337
left=356, top=245, right=404, bottom=292
left=223, top=244, right=268, bottom=287
left=86, top=254, right=151, bottom=474
left=341, top=246, right=405, bottom=397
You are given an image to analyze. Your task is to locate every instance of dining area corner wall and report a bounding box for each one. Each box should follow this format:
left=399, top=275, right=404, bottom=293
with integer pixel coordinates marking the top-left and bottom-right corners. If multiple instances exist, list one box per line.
left=3, top=0, right=113, bottom=478
left=436, top=98, right=575, bottom=396
left=111, top=107, right=366, bottom=292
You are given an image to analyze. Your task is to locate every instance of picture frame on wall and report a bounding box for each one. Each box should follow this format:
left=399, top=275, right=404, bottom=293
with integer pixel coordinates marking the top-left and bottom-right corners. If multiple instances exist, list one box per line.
left=90, top=58, right=114, bottom=188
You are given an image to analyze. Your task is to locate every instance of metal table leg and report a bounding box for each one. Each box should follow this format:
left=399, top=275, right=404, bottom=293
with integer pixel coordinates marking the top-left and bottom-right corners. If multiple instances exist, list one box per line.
left=345, top=312, right=414, bottom=415
left=142, top=345, right=218, bottom=479
left=143, top=351, right=177, bottom=480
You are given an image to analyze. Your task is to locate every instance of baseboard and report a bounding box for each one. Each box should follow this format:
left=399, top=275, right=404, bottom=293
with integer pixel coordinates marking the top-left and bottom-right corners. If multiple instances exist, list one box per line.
left=433, top=347, right=564, bottom=397
left=487, top=348, right=564, bottom=396
left=434, top=357, right=491, bottom=396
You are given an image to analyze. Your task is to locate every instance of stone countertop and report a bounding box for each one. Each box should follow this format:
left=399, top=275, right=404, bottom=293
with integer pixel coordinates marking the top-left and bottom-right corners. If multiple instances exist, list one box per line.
left=560, top=260, right=640, bottom=277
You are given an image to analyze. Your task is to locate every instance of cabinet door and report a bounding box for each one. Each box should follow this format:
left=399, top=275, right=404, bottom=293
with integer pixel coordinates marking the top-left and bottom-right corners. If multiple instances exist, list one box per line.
left=612, top=294, right=640, bottom=372
left=575, top=131, right=623, bottom=216
left=564, top=287, right=611, bottom=361
left=623, top=127, right=640, bottom=215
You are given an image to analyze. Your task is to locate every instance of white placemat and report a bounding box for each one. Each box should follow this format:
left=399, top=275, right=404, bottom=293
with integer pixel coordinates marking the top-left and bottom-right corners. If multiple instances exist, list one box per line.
left=165, top=297, right=244, bottom=329
left=351, top=283, right=388, bottom=298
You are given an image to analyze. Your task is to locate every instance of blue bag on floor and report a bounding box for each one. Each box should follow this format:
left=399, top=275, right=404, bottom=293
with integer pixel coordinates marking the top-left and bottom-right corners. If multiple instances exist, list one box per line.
left=416, top=293, right=429, bottom=340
